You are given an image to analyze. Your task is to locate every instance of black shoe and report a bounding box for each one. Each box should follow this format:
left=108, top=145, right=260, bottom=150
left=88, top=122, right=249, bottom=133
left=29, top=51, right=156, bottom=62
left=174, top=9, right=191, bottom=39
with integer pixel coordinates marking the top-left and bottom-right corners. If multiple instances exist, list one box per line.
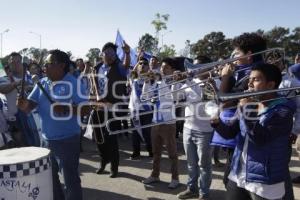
left=130, top=153, right=141, bottom=160
left=214, top=161, right=224, bottom=168
left=177, top=189, right=199, bottom=199
left=292, top=176, right=300, bottom=184
left=96, top=163, right=106, bottom=174
left=110, top=171, right=118, bottom=178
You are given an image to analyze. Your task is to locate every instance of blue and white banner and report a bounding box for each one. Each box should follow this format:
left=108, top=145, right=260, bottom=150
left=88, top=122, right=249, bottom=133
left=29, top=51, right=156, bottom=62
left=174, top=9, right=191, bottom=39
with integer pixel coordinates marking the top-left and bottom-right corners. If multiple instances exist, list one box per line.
left=115, top=30, right=138, bottom=67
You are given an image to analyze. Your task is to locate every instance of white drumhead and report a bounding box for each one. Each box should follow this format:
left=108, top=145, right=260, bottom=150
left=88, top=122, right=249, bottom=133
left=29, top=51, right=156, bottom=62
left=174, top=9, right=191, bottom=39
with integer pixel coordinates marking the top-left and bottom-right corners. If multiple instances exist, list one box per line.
left=0, top=147, right=50, bottom=165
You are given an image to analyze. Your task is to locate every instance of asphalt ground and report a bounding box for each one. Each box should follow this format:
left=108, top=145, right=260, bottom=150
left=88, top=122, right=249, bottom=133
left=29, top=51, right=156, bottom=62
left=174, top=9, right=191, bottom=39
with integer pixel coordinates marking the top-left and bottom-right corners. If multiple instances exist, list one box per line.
left=78, top=135, right=300, bottom=200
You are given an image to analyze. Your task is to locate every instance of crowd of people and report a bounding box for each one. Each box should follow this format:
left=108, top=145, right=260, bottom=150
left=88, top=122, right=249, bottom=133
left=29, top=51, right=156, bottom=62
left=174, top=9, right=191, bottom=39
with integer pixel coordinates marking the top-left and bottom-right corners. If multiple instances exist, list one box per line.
left=0, top=32, right=300, bottom=200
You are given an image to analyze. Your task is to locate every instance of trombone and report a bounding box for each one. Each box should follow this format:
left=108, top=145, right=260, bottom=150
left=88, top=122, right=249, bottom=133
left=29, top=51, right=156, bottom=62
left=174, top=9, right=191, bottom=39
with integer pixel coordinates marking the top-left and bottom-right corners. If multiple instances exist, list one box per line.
left=203, top=86, right=300, bottom=118
left=130, top=70, right=162, bottom=81
left=141, top=47, right=284, bottom=102
left=106, top=85, right=300, bottom=135
left=106, top=82, right=218, bottom=135
left=106, top=103, right=195, bottom=135
left=86, top=66, right=105, bottom=144
left=216, top=86, right=300, bottom=103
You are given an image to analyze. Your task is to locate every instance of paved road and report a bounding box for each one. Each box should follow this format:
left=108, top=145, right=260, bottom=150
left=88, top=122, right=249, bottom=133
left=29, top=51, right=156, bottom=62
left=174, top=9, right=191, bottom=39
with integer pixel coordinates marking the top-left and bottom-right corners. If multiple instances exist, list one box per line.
left=79, top=136, right=300, bottom=200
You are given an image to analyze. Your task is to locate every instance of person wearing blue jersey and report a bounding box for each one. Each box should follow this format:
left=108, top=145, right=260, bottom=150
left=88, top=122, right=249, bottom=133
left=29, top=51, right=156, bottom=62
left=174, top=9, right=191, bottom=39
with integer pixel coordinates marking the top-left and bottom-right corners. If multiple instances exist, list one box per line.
left=17, top=49, right=87, bottom=200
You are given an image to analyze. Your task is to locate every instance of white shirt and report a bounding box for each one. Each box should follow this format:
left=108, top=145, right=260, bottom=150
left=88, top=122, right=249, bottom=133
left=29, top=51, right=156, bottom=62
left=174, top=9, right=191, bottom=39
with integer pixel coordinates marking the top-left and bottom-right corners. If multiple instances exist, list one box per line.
left=228, top=135, right=285, bottom=199
left=178, top=79, right=213, bottom=132
left=279, top=74, right=300, bottom=135
left=129, top=79, right=151, bottom=113
left=142, top=80, right=175, bottom=124
left=0, top=76, right=19, bottom=120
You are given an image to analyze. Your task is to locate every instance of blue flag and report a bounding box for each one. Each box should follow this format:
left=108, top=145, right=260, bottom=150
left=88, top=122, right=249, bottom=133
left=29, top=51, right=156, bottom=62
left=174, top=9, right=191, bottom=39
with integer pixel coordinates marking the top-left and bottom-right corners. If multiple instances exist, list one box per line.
left=115, top=30, right=138, bottom=67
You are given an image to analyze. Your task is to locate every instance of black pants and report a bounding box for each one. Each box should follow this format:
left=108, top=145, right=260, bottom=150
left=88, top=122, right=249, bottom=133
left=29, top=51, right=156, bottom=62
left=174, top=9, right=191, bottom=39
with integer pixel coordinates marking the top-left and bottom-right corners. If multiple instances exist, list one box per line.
left=226, top=180, right=281, bottom=200
left=175, top=106, right=185, bottom=138
left=283, top=143, right=294, bottom=200
left=93, top=110, right=120, bottom=172
left=131, top=110, right=153, bottom=154
left=223, top=148, right=234, bottom=188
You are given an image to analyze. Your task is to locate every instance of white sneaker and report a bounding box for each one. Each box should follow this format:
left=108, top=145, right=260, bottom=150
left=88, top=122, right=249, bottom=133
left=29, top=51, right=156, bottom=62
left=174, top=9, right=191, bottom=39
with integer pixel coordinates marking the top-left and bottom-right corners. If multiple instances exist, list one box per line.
left=168, top=179, right=180, bottom=189
left=142, top=176, right=160, bottom=184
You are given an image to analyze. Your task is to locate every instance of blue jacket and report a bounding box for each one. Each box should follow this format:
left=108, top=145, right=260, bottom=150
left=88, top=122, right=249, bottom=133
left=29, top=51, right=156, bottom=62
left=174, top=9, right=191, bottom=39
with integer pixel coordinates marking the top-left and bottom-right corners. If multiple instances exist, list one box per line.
left=213, top=99, right=295, bottom=184
left=211, top=108, right=237, bottom=148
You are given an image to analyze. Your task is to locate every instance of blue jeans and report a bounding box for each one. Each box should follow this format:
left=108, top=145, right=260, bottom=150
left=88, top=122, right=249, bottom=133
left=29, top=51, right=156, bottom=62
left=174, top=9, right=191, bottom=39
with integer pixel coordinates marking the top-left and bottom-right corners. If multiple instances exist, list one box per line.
left=43, top=134, right=82, bottom=200
left=183, top=128, right=212, bottom=197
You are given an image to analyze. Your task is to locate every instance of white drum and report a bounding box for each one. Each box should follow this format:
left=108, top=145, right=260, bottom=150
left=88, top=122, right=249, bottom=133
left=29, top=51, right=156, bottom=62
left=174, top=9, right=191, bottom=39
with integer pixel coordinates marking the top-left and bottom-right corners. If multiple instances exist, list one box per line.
left=0, top=147, right=53, bottom=200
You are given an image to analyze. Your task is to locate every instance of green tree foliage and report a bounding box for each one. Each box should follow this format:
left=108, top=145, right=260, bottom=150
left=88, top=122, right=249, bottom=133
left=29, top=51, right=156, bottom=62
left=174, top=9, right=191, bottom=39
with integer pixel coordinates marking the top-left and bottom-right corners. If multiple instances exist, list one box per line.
left=138, top=33, right=158, bottom=54
left=264, top=26, right=290, bottom=48
left=191, top=32, right=232, bottom=60
left=19, top=47, right=48, bottom=65
left=86, top=48, right=101, bottom=63
left=151, top=13, right=170, bottom=38
left=158, top=44, right=176, bottom=59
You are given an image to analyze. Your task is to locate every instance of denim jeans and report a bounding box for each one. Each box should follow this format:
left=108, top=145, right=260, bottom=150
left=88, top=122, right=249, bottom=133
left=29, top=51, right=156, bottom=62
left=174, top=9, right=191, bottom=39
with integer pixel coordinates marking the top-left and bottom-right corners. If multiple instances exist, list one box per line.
left=43, top=134, right=82, bottom=200
left=183, top=127, right=212, bottom=197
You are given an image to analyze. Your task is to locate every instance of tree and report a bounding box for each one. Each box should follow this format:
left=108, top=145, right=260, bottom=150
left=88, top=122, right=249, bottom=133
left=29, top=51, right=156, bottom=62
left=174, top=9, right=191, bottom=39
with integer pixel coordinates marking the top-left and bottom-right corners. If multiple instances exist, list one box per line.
left=255, top=29, right=265, bottom=36
left=178, top=40, right=191, bottom=58
left=191, top=31, right=232, bottom=60
left=138, top=33, right=158, bottom=54
left=285, top=27, right=300, bottom=58
left=157, top=44, right=176, bottom=59
left=264, top=26, right=290, bottom=48
left=86, top=48, right=101, bottom=63
left=21, top=47, right=48, bottom=65
left=151, top=13, right=170, bottom=39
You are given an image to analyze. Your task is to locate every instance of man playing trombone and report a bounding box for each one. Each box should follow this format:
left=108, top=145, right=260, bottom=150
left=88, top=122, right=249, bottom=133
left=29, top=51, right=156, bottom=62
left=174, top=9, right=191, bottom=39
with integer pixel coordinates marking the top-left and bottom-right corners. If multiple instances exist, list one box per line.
left=141, top=57, right=181, bottom=189
left=128, top=57, right=153, bottom=159
left=213, top=32, right=267, bottom=189
left=211, top=63, right=295, bottom=200
left=176, top=55, right=214, bottom=200
left=92, top=42, right=130, bottom=178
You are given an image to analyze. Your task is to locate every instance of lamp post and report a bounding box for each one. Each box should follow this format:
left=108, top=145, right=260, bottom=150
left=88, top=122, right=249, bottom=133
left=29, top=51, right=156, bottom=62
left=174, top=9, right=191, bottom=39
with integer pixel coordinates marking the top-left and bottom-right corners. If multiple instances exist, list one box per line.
left=29, top=31, right=42, bottom=49
left=1, top=29, right=10, bottom=58
left=161, top=30, right=172, bottom=48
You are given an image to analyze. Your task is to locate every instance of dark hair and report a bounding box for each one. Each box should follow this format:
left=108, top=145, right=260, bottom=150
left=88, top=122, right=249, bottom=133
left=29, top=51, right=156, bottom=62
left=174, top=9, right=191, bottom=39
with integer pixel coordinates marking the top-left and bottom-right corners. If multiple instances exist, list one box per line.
left=9, top=52, right=22, bottom=59
left=70, top=61, right=77, bottom=69
left=29, top=62, right=41, bottom=69
left=139, top=57, right=149, bottom=64
left=49, top=49, right=70, bottom=73
left=162, top=57, right=187, bottom=72
left=102, top=42, right=117, bottom=52
left=151, top=55, right=158, bottom=60
left=251, top=63, right=282, bottom=88
left=195, top=55, right=212, bottom=64
left=232, top=33, right=267, bottom=63
left=10, top=52, right=21, bottom=57
left=76, top=58, right=84, bottom=63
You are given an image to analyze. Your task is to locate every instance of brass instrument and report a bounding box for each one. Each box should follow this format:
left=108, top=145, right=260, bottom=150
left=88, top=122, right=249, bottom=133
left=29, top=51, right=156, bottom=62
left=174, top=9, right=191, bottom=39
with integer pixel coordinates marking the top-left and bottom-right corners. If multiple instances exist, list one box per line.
left=105, top=82, right=218, bottom=135
left=130, top=70, right=162, bottom=82
left=204, top=86, right=300, bottom=118
left=141, top=48, right=285, bottom=102
left=87, top=67, right=105, bottom=144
